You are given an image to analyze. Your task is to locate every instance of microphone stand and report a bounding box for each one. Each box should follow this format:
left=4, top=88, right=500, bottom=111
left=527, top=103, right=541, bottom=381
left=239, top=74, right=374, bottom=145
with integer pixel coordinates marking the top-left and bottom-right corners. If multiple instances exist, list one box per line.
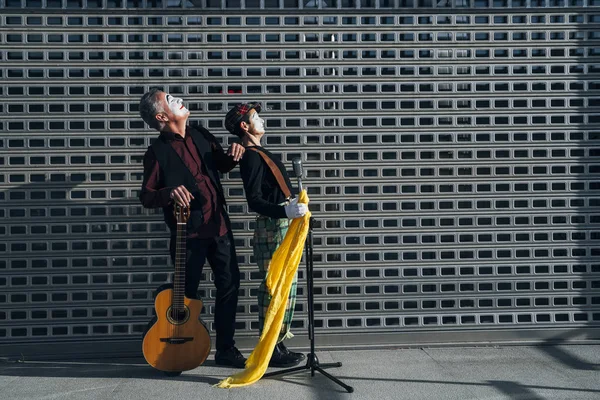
left=264, top=167, right=354, bottom=393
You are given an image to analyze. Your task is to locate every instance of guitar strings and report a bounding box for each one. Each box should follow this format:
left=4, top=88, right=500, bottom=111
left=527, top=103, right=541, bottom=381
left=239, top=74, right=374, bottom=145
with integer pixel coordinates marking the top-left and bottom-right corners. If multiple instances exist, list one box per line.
left=176, top=219, right=183, bottom=339
left=174, top=213, right=182, bottom=339
left=172, top=205, right=187, bottom=340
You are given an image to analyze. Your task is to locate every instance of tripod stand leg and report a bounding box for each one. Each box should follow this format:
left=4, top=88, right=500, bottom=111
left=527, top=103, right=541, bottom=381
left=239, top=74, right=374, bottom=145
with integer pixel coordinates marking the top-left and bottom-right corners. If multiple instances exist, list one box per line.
left=314, top=366, right=354, bottom=393
left=264, top=360, right=353, bottom=392
left=315, top=361, right=342, bottom=370
left=263, top=364, right=307, bottom=378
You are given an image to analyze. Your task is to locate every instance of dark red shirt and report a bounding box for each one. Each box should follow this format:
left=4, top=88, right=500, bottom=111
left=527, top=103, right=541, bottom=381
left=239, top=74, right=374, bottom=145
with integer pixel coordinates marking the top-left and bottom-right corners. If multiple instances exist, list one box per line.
left=140, top=128, right=228, bottom=238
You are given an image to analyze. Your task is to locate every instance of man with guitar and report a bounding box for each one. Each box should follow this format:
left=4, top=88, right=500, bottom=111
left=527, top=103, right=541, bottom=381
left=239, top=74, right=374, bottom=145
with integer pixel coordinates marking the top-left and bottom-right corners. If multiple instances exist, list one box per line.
left=139, top=89, right=247, bottom=369
left=225, top=103, right=308, bottom=368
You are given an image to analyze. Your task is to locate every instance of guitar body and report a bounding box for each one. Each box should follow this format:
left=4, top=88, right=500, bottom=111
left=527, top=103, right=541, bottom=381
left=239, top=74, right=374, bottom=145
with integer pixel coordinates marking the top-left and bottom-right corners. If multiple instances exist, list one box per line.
left=142, top=288, right=211, bottom=372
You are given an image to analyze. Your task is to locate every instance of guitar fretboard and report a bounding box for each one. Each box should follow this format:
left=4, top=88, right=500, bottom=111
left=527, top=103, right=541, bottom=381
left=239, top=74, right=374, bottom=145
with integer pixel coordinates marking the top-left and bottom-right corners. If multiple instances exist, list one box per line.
left=173, top=221, right=186, bottom=312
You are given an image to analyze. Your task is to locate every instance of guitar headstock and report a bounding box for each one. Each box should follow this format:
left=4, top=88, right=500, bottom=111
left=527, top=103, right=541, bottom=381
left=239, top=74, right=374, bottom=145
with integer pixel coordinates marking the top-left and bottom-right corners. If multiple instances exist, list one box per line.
left=174, top=203, right=190, bottom=224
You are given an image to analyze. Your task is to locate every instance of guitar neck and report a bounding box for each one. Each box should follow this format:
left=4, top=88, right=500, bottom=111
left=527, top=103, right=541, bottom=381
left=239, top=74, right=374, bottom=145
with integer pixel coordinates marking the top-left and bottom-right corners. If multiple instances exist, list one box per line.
left=173, top=221, right=186, bottom=309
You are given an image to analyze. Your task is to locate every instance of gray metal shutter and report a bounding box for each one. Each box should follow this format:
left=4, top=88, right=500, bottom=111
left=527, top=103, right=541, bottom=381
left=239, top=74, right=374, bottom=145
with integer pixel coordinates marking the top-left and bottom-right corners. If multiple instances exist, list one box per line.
left=0, top=1, right=599, bottom=358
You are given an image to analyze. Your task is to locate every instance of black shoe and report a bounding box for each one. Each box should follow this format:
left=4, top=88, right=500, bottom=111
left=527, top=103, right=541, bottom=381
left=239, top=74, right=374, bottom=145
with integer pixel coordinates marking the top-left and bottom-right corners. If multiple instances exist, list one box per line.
left=215, top=346, right=246, bottom=369
left=269, top=343, right=304, bottom=368
left=278, top=342, right=306, bottom=363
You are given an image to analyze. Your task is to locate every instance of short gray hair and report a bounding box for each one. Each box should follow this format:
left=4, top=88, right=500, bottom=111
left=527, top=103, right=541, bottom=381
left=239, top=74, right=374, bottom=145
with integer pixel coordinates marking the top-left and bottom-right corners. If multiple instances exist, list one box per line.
left=139, top=88, right=165, bottom=131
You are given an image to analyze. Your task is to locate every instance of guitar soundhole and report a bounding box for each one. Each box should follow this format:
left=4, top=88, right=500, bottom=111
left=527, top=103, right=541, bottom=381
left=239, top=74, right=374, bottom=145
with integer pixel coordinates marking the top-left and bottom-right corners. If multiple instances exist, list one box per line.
left=166, top=306, right=190, bottom=325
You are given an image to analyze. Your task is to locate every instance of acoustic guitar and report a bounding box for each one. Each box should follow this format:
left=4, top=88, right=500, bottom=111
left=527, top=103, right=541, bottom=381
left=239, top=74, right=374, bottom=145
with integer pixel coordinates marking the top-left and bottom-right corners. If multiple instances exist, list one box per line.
left=142, top=204, right=211, bottom=375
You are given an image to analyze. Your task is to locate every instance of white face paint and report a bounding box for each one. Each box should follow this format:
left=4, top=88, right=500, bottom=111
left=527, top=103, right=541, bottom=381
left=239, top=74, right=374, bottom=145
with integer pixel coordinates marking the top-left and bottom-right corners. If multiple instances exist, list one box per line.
left=248, top=110, right=265, bottom=135
left=165, top=93, right=188, bottom=117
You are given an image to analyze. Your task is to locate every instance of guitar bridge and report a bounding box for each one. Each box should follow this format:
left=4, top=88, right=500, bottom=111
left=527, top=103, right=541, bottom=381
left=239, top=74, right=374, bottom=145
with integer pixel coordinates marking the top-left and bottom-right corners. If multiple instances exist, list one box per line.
left=160, top=337, right=194, bottom=344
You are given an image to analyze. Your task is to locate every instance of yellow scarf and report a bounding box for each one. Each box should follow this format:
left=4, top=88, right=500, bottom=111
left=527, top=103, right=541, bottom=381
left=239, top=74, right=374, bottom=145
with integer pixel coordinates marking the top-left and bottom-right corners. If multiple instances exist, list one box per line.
left=217, top=190, right=311, bottom=388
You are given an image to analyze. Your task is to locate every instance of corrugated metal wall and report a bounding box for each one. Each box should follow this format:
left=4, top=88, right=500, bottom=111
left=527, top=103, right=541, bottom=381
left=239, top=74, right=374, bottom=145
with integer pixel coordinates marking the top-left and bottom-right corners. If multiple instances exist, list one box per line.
left=1, top=1, right=600, bottom=359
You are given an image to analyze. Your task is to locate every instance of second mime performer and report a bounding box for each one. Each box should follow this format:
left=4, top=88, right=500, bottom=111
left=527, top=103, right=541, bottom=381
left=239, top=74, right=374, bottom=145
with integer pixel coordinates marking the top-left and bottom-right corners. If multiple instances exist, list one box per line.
left=225, top=102, right=308, bottom=368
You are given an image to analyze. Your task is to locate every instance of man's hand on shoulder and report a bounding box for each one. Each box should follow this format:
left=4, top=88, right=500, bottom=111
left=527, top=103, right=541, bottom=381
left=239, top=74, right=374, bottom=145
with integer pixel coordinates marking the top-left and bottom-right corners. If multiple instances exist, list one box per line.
left=227, top=142, right=245, bottom=162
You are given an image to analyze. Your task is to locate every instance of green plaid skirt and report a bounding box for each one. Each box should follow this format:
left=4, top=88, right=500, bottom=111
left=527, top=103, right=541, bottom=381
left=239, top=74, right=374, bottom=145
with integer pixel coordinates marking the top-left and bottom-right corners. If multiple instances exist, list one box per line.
left=254, top=214, right=297, bottom=341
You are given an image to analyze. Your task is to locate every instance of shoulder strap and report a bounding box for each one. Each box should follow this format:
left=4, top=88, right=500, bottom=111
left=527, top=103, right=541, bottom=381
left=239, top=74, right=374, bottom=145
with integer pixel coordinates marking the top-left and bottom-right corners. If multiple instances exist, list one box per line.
left=247, top=147, right=291, bottom=199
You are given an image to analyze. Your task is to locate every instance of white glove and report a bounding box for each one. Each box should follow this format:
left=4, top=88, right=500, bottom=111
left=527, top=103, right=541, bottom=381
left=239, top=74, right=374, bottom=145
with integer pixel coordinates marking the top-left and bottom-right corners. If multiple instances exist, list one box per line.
left=284, top=197, right=308, bottom=219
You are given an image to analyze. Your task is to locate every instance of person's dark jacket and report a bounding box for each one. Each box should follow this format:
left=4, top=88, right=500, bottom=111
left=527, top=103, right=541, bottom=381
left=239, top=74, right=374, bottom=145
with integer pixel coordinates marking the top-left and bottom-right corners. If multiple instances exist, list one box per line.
left=239, top=146, right=293, bottom=219
left=140, top=125, right=237, bottom=236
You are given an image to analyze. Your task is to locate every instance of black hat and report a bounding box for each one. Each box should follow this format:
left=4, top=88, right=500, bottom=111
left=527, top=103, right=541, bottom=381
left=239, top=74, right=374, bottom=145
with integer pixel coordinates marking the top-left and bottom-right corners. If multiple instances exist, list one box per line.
left=224, top=102, right=262, bottom=135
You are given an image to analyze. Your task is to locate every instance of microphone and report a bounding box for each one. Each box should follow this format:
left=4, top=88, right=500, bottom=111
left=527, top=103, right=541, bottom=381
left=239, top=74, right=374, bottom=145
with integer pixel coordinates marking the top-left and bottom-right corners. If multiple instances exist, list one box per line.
left=292, top=158, right=303, bottom=193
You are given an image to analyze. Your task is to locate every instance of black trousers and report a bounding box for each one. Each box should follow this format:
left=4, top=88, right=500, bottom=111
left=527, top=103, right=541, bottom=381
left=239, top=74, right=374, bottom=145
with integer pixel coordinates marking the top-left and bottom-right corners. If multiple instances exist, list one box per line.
left=169, top=230, right=240, bottom=352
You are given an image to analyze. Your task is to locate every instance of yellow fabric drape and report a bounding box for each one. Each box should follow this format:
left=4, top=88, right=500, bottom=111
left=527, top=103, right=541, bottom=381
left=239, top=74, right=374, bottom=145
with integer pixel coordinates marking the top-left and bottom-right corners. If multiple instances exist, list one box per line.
left=216, top=190, right=311, bottom=389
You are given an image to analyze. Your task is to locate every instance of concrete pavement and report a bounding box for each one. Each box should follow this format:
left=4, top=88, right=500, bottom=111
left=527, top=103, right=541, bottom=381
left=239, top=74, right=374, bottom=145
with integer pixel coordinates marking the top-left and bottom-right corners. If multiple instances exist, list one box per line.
left=1, top=345, right=599, bottom=400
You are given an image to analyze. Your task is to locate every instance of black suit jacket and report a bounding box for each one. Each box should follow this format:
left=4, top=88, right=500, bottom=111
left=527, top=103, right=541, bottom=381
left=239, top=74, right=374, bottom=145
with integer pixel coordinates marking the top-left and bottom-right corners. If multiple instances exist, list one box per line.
left=147, top=125, right=236, bottom=235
